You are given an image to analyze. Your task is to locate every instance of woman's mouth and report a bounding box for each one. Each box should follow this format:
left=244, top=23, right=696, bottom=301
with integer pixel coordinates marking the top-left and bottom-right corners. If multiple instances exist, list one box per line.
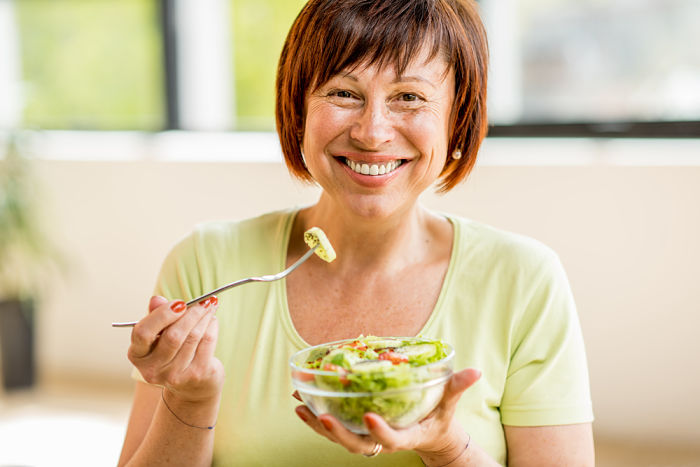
left=343, top=158, right=404, bottom=176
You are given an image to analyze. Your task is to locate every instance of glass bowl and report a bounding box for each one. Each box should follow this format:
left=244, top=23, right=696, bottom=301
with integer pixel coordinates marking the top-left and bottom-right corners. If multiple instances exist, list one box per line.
left=290, top=336, right=454, bottom=434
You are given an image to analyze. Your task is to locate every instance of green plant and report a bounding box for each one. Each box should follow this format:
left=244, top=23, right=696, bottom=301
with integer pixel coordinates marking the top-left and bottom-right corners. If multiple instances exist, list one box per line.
left=0, top=133, right=59, bottom=300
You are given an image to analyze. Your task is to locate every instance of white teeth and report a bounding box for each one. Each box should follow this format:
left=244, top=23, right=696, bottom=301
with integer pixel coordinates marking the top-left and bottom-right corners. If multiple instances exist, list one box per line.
left=345, top=158, right=403, bottom=176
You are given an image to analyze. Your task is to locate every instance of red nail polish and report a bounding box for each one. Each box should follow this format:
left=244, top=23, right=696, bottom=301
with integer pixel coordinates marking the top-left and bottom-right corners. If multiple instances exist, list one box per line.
left=170, top=301, right=186, bottom=313
left=296, top=410, right=308, bottom=423
left=365, top=415, right=376, bottom=430
left=321, top=418, right=333, bottom=431
left=209, top=296, right=218, bottom=306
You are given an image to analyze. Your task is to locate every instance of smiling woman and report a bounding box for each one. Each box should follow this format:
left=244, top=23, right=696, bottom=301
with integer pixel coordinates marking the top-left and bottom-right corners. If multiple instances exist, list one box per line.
left=117, top=1, right=593, bottom=466
left=276, top=0, right=488, bottom=192
left=300, top=55, right=455, bottom=219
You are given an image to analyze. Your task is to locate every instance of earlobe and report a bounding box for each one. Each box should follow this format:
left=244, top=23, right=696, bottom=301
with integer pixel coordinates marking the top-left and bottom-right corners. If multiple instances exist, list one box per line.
left=301, top=150, right=307, bottom=168
left=297, top=135, right=308, bottom=169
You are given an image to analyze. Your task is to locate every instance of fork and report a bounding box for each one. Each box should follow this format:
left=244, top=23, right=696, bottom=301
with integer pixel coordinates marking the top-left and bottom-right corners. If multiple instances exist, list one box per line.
left=111, top=244, right=319, bottom=327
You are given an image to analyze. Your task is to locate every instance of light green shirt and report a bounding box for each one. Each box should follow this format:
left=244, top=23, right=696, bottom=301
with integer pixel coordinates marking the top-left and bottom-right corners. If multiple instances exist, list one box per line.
left=150, top=208, right=593, bottom=466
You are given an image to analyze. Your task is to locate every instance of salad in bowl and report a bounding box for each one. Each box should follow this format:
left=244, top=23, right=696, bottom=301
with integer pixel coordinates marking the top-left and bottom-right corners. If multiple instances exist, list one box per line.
left=290, top=335, right=454, bottom=434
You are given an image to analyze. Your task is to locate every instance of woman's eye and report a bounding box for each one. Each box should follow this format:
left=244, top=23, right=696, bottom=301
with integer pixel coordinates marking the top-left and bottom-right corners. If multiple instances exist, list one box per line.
left=332, top=90, right=352, bottom=98
left=401, top=93, right=418, bottom=102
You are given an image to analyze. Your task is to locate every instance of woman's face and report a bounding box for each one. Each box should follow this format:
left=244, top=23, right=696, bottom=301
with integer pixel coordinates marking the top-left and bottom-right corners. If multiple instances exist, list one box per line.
left=302, top=50, right=455, bottom=220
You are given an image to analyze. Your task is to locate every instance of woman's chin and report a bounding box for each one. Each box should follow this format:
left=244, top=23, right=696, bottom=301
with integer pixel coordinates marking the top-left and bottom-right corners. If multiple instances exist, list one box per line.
left=335, top=193, right=415, bottom=222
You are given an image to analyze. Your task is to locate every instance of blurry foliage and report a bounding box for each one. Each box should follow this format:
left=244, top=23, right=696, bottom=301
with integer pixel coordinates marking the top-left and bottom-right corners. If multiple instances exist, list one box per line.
left=12, top=0, right=307, bottom=131
left=231, top=0, right=306, bottom=130
left=9, top=0, right=699, bottom=131
left=0, top=133, right=63, bottom=299
left=15, top=0, right=164, bottom=130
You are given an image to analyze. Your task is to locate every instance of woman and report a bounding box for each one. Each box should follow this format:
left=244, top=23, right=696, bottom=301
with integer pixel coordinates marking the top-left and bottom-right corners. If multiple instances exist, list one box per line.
left=118, top=0, right=594, bottom=465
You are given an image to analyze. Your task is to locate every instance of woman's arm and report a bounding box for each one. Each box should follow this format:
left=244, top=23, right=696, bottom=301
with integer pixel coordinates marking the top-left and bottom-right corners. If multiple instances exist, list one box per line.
left=118, top=382, right=221, bottom=467
left=504, top=424, right=594, bottom=467
left=295, top=369, right=594, bottom=466
left=408, top=422, right=594, bottom=466
left=118, top=382, right=159, bottom=465
left=295, top=368, right=504, bottom=465
left=117, top=296, right=223, bottom=467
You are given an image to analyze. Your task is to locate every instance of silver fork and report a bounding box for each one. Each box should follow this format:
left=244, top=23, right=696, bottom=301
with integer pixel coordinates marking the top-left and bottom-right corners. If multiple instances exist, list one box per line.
left=111, top=244, right=319, bottom=327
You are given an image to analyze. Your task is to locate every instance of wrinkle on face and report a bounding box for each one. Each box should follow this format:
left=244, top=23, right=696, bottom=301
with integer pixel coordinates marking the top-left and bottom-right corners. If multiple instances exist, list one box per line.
left=300, top=47, right=455, bottom=221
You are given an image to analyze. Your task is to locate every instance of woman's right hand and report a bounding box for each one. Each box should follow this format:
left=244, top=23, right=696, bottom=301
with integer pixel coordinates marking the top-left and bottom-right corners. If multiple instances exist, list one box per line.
left=127, top=295, right=224, bottom=404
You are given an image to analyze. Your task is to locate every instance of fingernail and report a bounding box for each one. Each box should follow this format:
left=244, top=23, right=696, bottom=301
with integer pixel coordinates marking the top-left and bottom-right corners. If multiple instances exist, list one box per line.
left=296, top=410, right=308, bottom=423
left=292, top=391, right=302, bottom=401
left=209, top=296, right=218, bottom=306
left=198, top=297, right=211, bottom=307
left=364, top=415, right=376, bottom=430
left=170, top=301, right=186, bottom=313
left=321, top=418, right=333, bottom=431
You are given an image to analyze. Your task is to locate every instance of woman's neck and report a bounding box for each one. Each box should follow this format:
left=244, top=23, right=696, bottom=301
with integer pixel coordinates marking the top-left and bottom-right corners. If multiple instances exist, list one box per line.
left=292, top=197, right=450, bottom=274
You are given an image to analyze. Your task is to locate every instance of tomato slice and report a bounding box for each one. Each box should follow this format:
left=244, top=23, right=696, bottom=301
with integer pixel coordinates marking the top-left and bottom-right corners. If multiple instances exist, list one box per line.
left=343, top=340, right=368, bottom=351
left=322, top=363, right=350, bottom=385
left=378, top=351, right=409, bottom=365
left=293, top=370, right=316, bottom=382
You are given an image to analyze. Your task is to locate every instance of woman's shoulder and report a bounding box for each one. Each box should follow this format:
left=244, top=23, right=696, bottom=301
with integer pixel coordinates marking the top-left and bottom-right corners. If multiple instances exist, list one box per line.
left=447, top=214, right=563, bottom=278
left=190, top=208, right=296, bottom=240
left=154, top=209, right=298, bottom=299
left=165, top=208, right=297, bottom=264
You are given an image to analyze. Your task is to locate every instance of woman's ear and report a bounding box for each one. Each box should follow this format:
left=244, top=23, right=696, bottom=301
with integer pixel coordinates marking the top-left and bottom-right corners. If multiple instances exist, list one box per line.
left=298, top=137, right=307, bottom=169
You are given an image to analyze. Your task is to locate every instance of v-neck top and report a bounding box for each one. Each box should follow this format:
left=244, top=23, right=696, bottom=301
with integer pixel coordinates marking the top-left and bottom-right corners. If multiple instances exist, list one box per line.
left=278, top=209, right=457, bottom=349
left=150, top=208, right=593, bottom=466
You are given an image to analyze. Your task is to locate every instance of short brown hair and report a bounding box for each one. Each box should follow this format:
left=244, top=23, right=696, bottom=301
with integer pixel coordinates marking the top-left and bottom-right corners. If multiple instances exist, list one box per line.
left=276, top=0, right=488, bottom=192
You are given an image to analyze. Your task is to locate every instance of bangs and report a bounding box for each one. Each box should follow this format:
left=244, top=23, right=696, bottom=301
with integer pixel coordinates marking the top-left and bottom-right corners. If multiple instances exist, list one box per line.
left=277, top=0, right=488, bottom=191
left=308, top=0, right=457, bottom=89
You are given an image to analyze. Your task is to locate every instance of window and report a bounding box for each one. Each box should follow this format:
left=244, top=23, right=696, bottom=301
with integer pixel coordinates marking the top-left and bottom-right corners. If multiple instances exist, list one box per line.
left=10, top=0, right=164, bottom=130
left=481, top=0, right=700, bottom=136
left=159, top=0, right=306, bottom=131
left=2, top=0, right=698, bottom=137
left=231, top=0, right=307, bottom=130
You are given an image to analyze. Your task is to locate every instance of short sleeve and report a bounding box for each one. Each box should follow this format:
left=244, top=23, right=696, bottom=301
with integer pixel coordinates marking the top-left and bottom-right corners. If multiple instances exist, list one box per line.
left=129, top=231, right=202, bottom=385
left=500, top=254, right=594, bottom=426
left=153, top=230, right=205, bottom=302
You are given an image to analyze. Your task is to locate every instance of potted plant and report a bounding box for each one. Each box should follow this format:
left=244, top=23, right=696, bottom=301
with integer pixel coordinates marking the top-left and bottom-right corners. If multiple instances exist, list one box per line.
left=0, top=132, right=60, bottom=390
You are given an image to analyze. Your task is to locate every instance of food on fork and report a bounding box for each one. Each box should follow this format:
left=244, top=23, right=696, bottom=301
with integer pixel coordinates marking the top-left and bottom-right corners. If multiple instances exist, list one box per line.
left=304, top=227, right=337, bottom=262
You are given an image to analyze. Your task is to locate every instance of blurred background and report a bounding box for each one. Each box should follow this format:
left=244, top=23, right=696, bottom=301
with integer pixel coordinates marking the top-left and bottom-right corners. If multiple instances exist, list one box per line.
left=0, top=0, right=699, bottom=465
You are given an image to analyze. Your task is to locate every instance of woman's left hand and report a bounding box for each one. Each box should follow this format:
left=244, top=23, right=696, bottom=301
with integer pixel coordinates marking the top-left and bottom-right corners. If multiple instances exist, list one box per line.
left=294, top=368, right=481, bottom=462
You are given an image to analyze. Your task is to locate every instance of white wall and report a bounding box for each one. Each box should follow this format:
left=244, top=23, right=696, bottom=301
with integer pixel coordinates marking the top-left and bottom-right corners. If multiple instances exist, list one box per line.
left=28, top=137, right=700, bottom=445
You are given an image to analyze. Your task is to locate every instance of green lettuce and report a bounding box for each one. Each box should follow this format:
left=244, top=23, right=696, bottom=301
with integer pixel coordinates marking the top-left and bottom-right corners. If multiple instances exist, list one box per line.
left=303, top=336, right=450, bottom=429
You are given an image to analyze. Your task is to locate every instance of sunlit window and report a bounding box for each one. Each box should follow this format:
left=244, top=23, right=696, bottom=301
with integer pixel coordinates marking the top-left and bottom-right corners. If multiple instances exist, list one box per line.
left=1, top=0, right=697, bottom=137
left=13, top=0, right=164, bottom=130
left=482, top=0, right=700, bottom=125
left=230, top=0, right=307, bottom=130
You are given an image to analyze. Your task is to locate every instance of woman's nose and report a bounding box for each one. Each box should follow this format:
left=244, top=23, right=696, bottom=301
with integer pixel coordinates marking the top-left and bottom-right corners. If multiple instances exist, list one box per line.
left=349, top=101, right=395, bottom=149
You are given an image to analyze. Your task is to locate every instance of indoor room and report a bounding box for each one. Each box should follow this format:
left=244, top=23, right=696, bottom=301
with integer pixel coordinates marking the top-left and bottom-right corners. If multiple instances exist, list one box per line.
left=1, top=0, right=699, bottom=466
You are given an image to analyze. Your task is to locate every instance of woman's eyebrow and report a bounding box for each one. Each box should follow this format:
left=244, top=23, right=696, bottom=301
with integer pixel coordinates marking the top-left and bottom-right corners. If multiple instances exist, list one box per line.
left=392, top=75, right=437, bottom=89
left=338, top=72, right=437, bottom=89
